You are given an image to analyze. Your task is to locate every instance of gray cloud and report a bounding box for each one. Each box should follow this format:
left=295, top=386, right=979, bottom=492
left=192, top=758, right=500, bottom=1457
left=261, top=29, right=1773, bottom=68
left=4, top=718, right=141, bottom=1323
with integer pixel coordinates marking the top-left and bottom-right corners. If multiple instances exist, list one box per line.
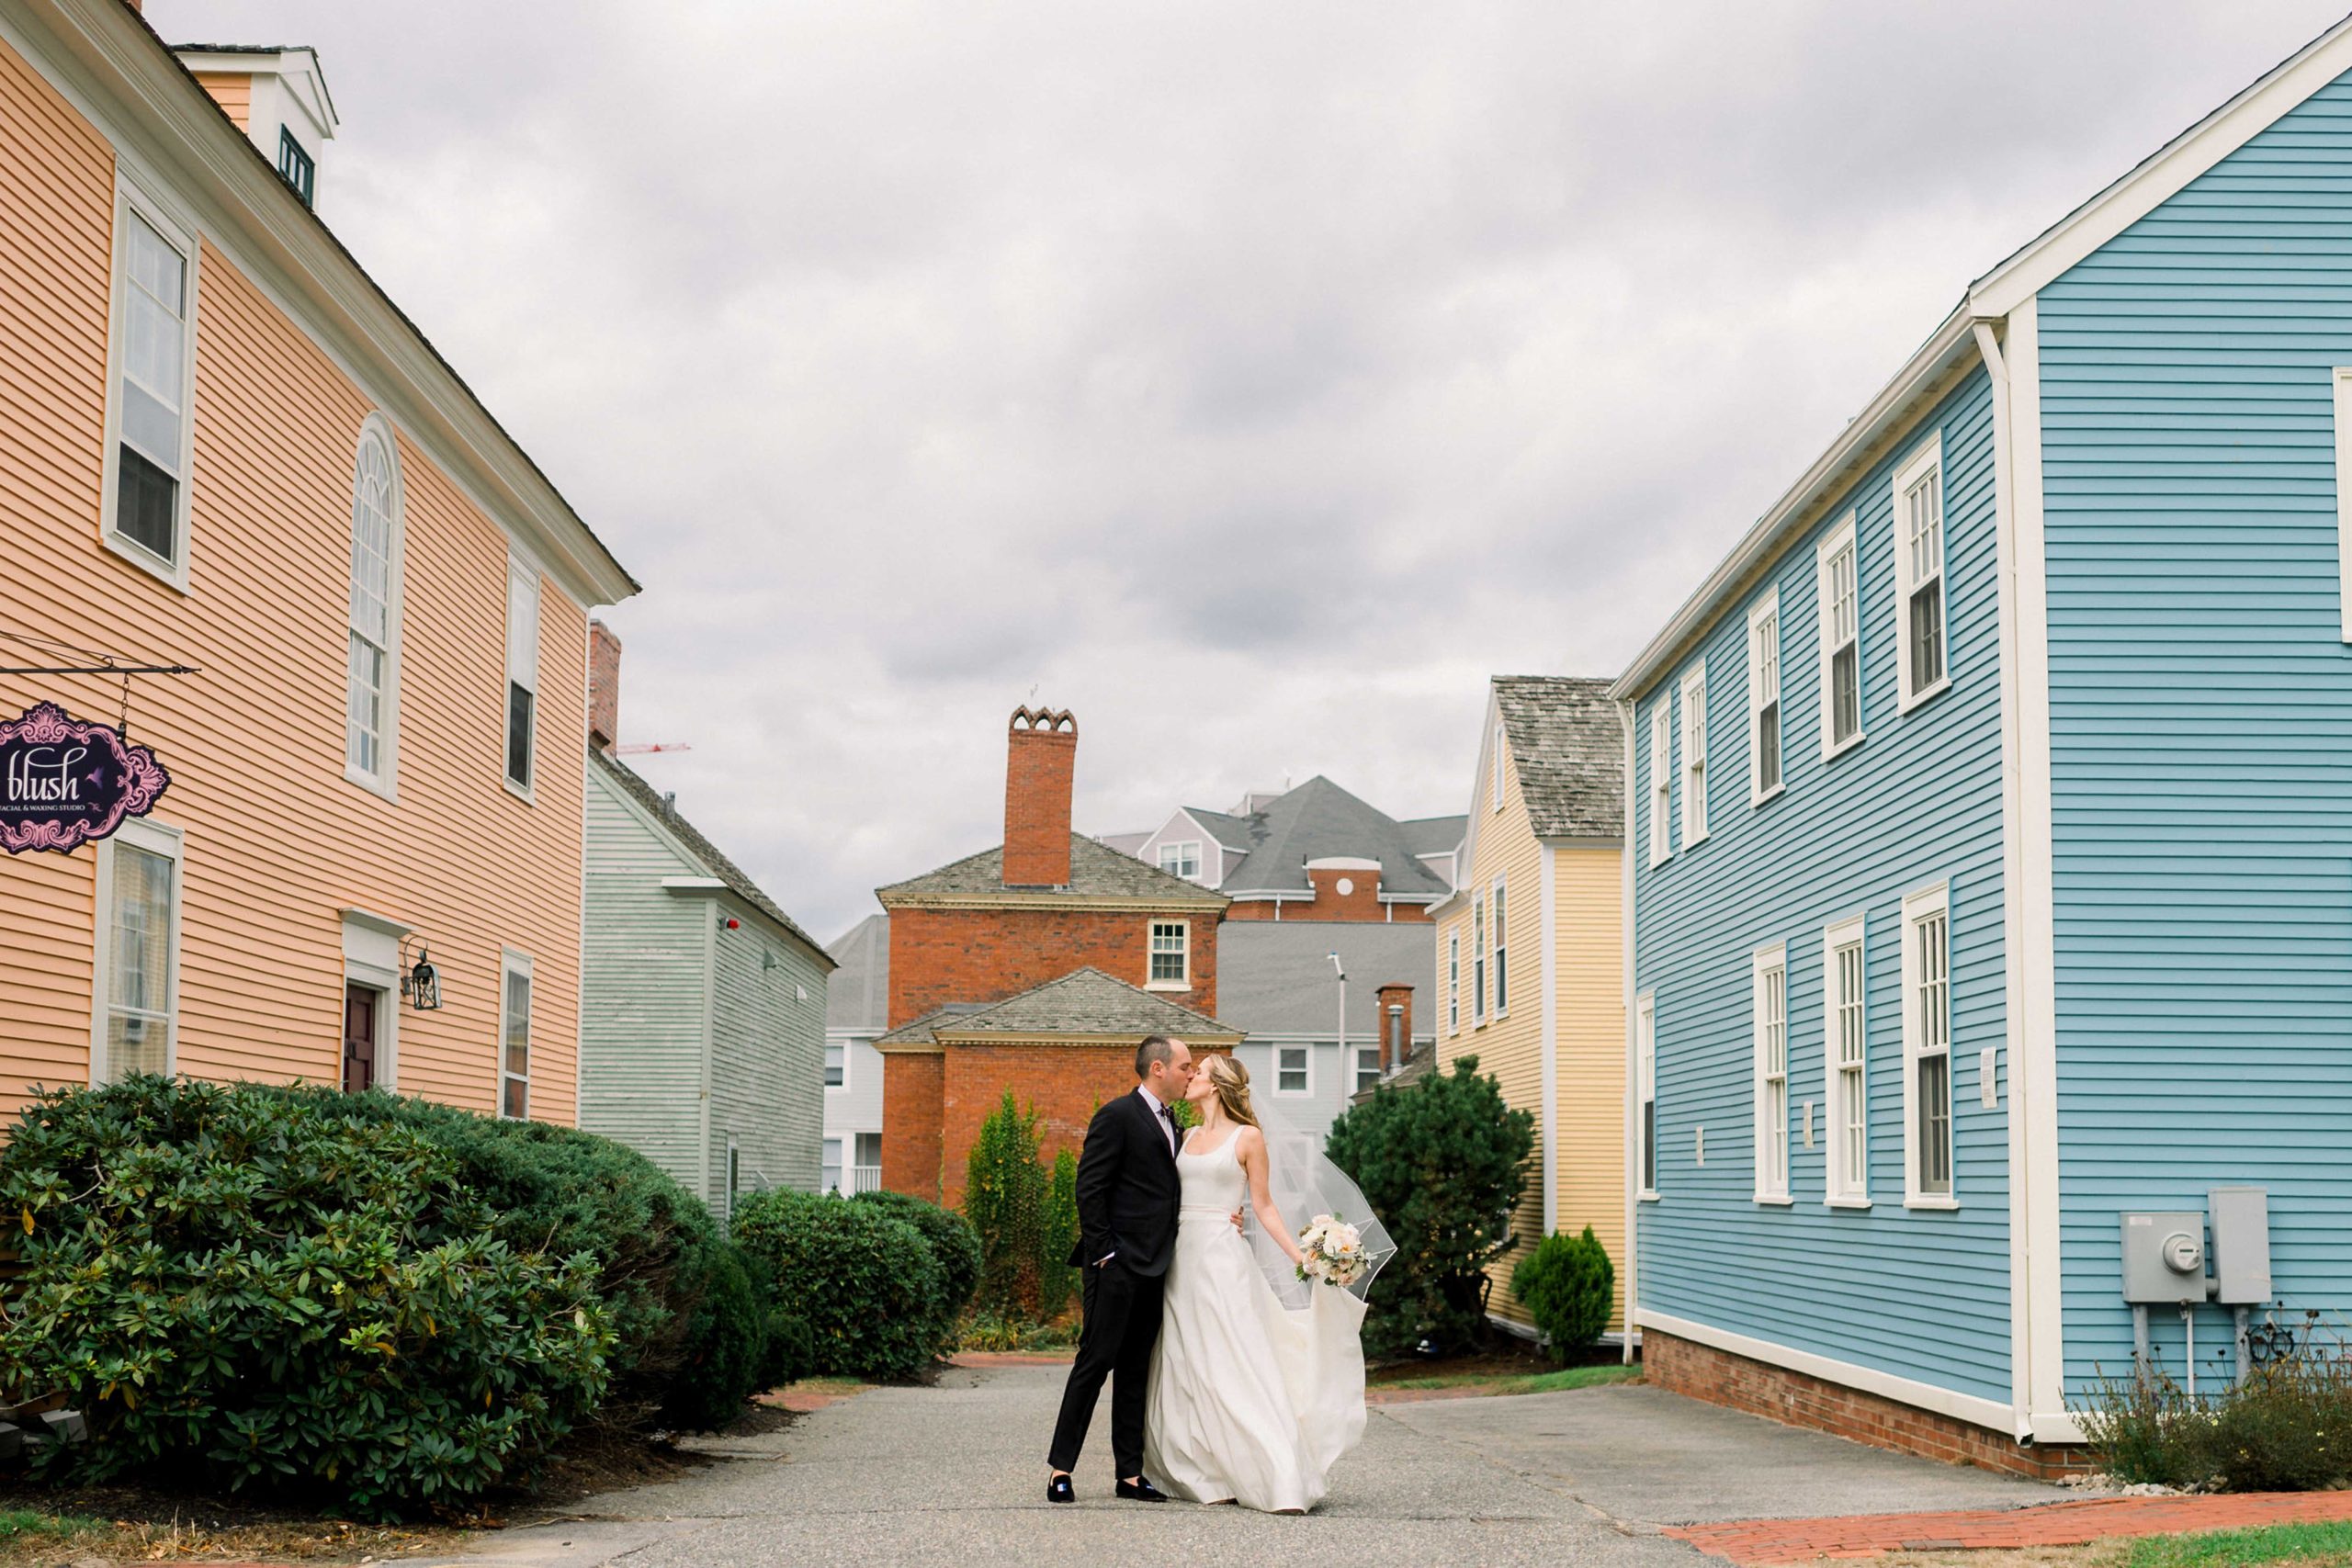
left=163, top=0, right=2351, bottom=940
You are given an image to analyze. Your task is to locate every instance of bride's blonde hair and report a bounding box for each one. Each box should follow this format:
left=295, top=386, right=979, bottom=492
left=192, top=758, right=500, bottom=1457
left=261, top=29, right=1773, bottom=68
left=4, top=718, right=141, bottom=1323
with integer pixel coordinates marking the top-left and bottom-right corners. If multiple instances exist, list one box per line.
left=1201, top=1053, right=1259, bottom=1130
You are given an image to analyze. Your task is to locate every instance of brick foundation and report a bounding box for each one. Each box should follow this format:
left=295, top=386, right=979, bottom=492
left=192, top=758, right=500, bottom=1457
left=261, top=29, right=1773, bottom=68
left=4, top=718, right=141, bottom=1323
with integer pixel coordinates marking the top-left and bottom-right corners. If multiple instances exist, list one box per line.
left=1642, top=1328, right=2095, bottom=1480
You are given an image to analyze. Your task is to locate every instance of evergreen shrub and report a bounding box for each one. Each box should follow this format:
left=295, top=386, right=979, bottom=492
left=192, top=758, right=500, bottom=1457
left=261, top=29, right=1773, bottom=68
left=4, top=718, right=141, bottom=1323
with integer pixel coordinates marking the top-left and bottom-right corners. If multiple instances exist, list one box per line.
left=732, top=1190, right=945, bottom=1381
left=1510, top=1226, right=1615, bottom=1360
left=0, top=1077, right=614, bottom=1517
left=1326, top=1055, right=1534, bottom=1360
left=852, top=1189, right=982, bottom=1323
left=1038, top=1148, right=1080, bottom=1322
left=661, top=1242, right=768, bottom=1431
left=963, top=1094, right=1046, bottom=1316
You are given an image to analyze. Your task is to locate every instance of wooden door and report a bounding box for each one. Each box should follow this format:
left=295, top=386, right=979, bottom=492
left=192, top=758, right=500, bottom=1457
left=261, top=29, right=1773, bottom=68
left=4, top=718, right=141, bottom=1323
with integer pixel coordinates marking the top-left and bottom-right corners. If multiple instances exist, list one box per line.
left=343, top=983, right=378, bottom=1093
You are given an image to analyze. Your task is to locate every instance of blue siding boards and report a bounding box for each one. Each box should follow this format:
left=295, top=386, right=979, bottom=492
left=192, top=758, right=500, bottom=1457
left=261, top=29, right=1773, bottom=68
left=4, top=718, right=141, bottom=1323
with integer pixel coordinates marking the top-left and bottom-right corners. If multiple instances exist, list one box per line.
left=2041, top=70, right=2352, bottom=1401
left=1632, top=367, right=2012, bottom=1409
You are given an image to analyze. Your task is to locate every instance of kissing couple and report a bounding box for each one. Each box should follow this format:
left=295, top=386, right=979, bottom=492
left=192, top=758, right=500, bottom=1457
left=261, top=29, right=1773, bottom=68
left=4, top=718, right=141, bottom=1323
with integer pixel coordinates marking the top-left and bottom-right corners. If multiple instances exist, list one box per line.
left=1045, top=1034, right=1382, bottom=1514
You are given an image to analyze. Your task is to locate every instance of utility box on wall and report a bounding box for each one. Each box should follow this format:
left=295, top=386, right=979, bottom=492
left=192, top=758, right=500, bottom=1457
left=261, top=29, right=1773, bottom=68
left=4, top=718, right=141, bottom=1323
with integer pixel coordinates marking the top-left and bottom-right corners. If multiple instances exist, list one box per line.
left=2120, top=1211, right=2209, bottom=1304
left=2208, top=1186, right=2272, bottom=1305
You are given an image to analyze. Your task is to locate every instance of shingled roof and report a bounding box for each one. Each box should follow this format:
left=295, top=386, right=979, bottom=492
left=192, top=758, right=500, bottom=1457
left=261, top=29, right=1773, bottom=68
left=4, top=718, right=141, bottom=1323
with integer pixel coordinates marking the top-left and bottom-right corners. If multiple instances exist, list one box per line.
left=1198, top=777, right=1456, bottom=901
left=1492, top=676, right=1624, bottom=840
left=874, top=967, right=1238, bottom=1047
left=591, top=750, right=834, bottom=964
left=876, top=832, right=1227, bottom=906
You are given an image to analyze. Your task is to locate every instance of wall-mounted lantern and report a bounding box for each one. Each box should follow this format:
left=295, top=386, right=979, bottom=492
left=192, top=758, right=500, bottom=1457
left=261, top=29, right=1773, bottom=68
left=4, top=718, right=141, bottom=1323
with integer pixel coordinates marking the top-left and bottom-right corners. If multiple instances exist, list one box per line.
left=399, top=939, right=441, bottom=1011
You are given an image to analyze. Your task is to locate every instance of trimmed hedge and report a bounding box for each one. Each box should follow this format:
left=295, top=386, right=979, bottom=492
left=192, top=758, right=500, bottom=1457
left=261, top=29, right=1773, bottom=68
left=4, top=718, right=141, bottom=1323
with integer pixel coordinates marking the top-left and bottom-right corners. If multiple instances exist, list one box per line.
left=1510, top=1226, right=1614, bottom=1360
left=0, top=1077, right=615, bottom=1517
left=733, top=1191, right=945, bottom=1381
left=661, top=1242, right=767, bottom=1431
left=851, top=1190, right=982, bottom=1322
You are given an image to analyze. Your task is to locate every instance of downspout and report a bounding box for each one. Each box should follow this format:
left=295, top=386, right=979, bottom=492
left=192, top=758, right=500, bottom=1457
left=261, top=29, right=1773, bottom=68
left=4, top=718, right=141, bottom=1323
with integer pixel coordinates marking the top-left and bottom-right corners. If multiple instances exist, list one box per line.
left=1617, top=697, right=1639, bottom=1363
left=1973, top=314, right=2038, bottom=1444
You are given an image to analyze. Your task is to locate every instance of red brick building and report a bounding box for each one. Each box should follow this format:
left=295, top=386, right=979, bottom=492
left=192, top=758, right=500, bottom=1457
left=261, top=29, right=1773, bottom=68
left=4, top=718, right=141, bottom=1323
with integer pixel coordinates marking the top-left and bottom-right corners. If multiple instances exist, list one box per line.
left=873, top=708, right=1235, bottom=1203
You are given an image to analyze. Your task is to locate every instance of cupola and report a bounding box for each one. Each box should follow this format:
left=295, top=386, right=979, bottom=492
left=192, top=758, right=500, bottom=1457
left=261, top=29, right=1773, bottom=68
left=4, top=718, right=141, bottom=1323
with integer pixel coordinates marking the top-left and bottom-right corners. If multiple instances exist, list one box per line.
left=173, top=44, right=339, bottom=209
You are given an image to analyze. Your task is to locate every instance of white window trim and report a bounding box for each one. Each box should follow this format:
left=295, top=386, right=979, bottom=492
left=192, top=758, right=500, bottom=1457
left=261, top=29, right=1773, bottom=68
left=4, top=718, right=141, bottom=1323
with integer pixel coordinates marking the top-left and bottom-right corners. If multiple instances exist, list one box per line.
left=344, top=413, right=405, bottom=800
left=1273, top=1042, right=1314, bottom=1098
left=99, top=173, right=201, bottom=592
left=1636, top=990, right=1658, bottom=1201
left=2335, top=368, right=2352, bottom=641
left=1471, top=890, right=1488, bottom=1025
left=724, top=1134, right=741, bottom=1224
left=1145, top=918, right=1191, bottom=990
left=1648, top=702, right=1672, bottom=867
left=1900, top=880, right=1960, bottom=1209
left=1353, top=1043, right=1384, bottom=1097
left=1747, top=587, right=1783, bottom=807
left=499, top=947, right=533, bottom=1120
left=1816, top=512, right=1864, bottom=761
left=824, top=1032, right=851, bottom=1092
left=1892, top=433, right=1952, bottom=714
left=1490, top=719, right=1506, bottom=813
left=1823, top=914, right=1870, bottom=1208
left=1446, top=928, right=1461, bottom=1033
left=1752, top=942, right=1790, bottom=1204
left=1489, top=874, right=1509, bottom=1018
left=89, top=817, right=185, bottom=1085
left=503, top=555, right=541, bottom=803
left=1679, top=664, right=1708, bottom=847
left=1157, top=840, right=1203, bottom=881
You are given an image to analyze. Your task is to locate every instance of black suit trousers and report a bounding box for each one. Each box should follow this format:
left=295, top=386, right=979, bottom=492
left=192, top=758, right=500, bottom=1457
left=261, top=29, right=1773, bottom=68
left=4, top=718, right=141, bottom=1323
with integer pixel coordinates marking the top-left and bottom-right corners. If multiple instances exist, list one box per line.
left=1046, top=1258, right=1165, bottom=1476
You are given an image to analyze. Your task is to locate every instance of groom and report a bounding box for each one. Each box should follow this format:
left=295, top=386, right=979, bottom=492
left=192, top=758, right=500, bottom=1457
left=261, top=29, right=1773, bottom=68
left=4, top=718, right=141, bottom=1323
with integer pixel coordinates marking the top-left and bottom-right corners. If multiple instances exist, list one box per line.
left=1046, top=1033, right=1193, bottom=1504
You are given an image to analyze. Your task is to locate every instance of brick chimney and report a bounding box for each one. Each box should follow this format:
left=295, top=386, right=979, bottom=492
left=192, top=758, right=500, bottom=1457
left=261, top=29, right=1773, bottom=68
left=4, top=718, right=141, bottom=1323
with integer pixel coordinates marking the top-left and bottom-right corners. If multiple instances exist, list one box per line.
left=588, top=619, right=622, bottom=751
left=1002, top=706, right=1077, bottom=887
left=1376, top=983, right=1414, bottom=1072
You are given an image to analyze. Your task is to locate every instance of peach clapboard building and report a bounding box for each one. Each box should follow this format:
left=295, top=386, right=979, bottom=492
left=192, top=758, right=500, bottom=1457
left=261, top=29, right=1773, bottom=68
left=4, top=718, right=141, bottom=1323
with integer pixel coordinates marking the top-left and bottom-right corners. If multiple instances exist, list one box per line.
left=0, top=0, right=638, bottom=1124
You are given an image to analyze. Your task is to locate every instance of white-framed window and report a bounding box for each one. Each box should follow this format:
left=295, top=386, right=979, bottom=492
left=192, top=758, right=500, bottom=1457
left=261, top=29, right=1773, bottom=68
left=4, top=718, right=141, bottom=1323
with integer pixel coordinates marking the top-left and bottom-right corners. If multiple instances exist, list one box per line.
left=1817, top=513, right=1862, bottom=758
left=1472, top=892, right=1487, bottom=1024
left=822, top=1136, right=843, bottom=1193
left=1679, top=664, right=1708, bottom=846
left=500, top=950, right=533, bottom=1120
left=1648, top=701, right=1672, bottom=867
left=345, top=415, right=403, bottom=792
left=1276, top=1044, right=1310, bottom=1095
left=1823, top=915, right=1868, bottom=1205
left=1894, top=434, right=1949, bottom=709
left=2335, top=368, right=2352, bottom=641
left=725, top=1135, right=741, bottom=1224
left=1148, top=919, right=1189, bottom=986
left=1751, top=943, right=1789, bottom=1202
left=1355, top=1044, right=1382, bottom=1095
left=1490, top=876, right=1509, bottom=1014
left=1902, top=882, right=1955, bottom=1205
left=1157, top=840, right=1202, bottom=881
left=1636, top=991, right=1657, bottom=1199
left=1490, top=718, right=1506, bottom=812
left=825, top=1038, right=846, bottom=1089
left=1446, top=929, right=1461, bottom=1033
left=92, top=818, right=183, bottom=1083
left=102, top=179, right=200, bottom=586
left=1748, top=588, right=1782, bottom=805
left=503, top=558, right=541, bottom=795
left=853, top=1132, right=882, bottom=1193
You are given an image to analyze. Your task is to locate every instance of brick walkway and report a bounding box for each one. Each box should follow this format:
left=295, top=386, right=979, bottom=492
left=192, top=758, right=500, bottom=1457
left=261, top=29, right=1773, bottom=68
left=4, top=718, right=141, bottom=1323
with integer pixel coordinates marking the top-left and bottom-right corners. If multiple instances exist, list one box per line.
left=1668, top=1491, right=2352, bottom=1563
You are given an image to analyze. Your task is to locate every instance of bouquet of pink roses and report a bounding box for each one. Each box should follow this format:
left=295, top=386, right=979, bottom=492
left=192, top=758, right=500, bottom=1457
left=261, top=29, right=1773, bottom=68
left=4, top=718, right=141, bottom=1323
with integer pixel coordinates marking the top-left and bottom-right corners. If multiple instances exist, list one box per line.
left=1295, top=1213, right=1369, bottom=1288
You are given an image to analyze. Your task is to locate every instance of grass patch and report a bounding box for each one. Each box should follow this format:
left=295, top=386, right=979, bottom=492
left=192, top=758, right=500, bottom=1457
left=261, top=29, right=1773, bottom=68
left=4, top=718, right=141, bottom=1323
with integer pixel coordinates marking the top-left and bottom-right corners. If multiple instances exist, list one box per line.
left=0, top=1509, right=102, bottom=1543
left=0, top=1511, right=464, bottom=1565
left=1379, top=1363, right=1642, bottom=1396
left=2129, top=1523, right=2352, bottom=1568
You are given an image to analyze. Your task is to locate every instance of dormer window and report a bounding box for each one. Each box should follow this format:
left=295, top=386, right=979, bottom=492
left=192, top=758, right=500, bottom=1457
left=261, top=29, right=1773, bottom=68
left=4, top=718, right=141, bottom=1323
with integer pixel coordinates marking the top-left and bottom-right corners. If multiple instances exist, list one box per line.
left=277, top=127, right=315, bottom=207
left=1157, top=840, right=1202, bottom=881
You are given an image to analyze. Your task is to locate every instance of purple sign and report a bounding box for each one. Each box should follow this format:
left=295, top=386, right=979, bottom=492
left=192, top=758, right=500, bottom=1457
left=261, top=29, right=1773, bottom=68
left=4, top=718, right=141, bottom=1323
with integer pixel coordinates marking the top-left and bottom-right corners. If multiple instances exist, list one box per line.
left=0, top=703, right=171, bottom=854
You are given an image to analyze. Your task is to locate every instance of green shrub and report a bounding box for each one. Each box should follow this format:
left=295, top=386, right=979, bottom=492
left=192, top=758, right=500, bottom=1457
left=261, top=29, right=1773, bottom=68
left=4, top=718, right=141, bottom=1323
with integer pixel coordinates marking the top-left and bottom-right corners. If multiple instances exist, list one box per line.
left=1038, top=1148, right=1080, bottom=1322
left=660, top=1242, right=767, bottom=1431
left=2083, top=1325, right=2352, bottom=1492
left=732, top=1191, right=945, bottom=1381
left=1326, top=1055, right=1533, bottom=1360
left=852, top=1189, right=982, bottom=1323
left=0, top=1077, right=615, bottom=1518
left=259, top=1086, right=732, bottom=1429
left=1511, top=1226, right=1615, bottom=1361
left=758, top=1301, right=817, bottom=1388
left=963, top=1094, right=1046, bottom=1316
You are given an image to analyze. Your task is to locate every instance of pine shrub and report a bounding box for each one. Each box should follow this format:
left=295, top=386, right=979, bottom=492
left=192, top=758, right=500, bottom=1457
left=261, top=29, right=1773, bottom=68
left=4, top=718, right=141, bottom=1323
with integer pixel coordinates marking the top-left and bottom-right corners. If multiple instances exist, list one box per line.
left=732, top=1190, right=945, bottom=1381
left=1326, top=1055, right=1534, bottom=1359
left=660, top=1242, right=768, bottom=1431
left=963, top=1094, right=1046, bottom=1316
left=1038, top=1148, right=1080, bottom=1322
left=1511, top=1226, right=1615, bottom=1360
left=0, top=1077, right=615, bottom=1518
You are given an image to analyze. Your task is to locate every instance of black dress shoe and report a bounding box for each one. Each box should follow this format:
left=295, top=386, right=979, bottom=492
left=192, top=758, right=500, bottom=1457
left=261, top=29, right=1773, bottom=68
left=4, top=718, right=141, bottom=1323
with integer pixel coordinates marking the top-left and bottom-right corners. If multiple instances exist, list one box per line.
left=1047, top=1473, right=1075, bottom=1504
left=1116, top=1476, right=1170, bottom=1502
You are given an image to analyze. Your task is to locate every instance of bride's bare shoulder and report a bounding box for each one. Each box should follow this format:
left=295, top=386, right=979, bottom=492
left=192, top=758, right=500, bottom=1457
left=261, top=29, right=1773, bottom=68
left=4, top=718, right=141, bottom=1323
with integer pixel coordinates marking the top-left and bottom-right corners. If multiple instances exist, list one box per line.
left=1236, top=1123, right=1267, bottom=1155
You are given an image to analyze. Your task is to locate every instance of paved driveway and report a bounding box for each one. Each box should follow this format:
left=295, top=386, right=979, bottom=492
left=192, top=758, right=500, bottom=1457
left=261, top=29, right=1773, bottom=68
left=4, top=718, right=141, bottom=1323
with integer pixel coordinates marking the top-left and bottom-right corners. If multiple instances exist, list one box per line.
left=430, top=1364, right=2055, bottom=1568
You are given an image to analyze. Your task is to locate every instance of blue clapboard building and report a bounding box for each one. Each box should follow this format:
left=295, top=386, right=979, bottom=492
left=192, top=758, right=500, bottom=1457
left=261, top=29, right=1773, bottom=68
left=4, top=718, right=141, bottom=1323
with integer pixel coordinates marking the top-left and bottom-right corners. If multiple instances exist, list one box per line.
left=1613, top=18, right=2352, bottom=1472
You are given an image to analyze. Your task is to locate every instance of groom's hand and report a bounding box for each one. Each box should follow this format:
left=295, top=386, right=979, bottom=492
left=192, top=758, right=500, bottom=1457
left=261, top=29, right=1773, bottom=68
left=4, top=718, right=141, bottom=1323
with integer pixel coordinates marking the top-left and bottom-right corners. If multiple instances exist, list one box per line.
left=1229, top=1212, right=1244, bottom=1233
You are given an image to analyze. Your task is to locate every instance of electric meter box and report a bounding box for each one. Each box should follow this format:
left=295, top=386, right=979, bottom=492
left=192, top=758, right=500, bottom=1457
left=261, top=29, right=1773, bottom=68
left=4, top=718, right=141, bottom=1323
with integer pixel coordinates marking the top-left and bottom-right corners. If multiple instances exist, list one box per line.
left=2207, top=1186, right=2271, bottom=1305
left=2121, top=1211, right=2209, bottom=1303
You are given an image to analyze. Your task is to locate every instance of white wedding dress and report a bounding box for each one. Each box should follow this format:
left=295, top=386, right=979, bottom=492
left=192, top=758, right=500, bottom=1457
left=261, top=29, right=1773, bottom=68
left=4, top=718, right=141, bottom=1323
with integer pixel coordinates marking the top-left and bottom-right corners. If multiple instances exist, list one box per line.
left=1143, top=1129, right=1367, bottom=1512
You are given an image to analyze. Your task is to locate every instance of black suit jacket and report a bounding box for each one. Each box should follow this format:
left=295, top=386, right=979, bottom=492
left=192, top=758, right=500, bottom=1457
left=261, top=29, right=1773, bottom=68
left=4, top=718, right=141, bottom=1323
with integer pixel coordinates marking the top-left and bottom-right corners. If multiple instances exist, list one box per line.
left=1070, top=1090, right=1182, bottom=1278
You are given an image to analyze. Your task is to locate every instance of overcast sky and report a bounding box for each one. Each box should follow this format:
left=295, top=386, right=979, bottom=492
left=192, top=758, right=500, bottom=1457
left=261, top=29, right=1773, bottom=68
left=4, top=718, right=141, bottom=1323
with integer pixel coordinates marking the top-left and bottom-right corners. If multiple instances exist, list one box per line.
left=164, top=1, right=2352, bottom=942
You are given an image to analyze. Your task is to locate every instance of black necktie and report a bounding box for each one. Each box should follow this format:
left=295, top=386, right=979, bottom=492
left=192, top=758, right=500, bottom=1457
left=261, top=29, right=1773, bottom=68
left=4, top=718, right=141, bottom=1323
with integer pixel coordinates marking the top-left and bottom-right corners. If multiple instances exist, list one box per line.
left=1157, top=1103, right=1176, bottom=1152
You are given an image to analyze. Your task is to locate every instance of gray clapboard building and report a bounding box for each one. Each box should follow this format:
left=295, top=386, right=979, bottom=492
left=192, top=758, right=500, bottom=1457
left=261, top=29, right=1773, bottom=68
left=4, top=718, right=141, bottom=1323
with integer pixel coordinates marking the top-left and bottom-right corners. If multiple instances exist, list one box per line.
left=581, top=738, right=834, bottom=1219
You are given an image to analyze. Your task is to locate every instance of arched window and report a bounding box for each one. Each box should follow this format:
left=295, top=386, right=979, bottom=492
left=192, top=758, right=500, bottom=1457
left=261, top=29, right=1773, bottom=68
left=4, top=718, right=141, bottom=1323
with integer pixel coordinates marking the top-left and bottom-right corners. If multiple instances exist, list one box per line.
left=345, top=416, right=403, bottom=788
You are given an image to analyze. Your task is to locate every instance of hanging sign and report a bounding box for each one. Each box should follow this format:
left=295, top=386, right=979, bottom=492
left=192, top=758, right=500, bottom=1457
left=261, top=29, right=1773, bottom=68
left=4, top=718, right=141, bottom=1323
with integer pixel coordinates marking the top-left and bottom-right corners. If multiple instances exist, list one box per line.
left=0, top=702, right=170, bottom=853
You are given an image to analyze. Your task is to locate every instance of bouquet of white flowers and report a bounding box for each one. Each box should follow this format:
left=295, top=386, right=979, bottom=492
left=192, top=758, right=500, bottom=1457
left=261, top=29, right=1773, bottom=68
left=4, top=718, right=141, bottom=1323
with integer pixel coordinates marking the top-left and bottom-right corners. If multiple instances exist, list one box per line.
left=1295, top=1213, right=1369, bottom=1289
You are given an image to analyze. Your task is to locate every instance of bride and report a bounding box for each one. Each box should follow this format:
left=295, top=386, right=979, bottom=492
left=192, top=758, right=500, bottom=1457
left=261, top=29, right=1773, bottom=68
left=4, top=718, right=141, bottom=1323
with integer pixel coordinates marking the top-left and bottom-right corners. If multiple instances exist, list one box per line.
left=1144, top=1054, right=1368, bottom=1514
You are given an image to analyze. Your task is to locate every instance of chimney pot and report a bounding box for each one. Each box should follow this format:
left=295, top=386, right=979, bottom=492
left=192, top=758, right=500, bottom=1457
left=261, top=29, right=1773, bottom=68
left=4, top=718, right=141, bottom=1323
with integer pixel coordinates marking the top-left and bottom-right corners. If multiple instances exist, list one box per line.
left=1375, top=984, right=1415, bottom=1072
left=1002, top=705, right=1078, bottom=886
left=588, top=620, right=622, bottom=750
